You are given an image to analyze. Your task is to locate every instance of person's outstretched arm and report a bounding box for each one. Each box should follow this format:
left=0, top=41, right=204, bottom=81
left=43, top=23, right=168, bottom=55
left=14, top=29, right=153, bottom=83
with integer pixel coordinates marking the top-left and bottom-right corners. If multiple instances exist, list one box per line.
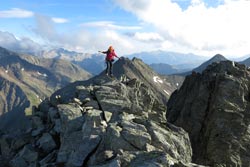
left=98, top=50, right=108, bottom=54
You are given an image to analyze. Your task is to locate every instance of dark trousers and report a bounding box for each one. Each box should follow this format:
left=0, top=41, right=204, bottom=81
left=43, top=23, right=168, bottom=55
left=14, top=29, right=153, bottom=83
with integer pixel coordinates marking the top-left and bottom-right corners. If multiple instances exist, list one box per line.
left=106, top=60, right=113, bottom=75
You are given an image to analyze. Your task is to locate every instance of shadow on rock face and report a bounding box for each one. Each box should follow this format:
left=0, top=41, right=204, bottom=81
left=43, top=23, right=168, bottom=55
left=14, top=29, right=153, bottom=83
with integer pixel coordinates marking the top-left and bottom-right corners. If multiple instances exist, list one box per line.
left=167, top=61, right=250, bottom=166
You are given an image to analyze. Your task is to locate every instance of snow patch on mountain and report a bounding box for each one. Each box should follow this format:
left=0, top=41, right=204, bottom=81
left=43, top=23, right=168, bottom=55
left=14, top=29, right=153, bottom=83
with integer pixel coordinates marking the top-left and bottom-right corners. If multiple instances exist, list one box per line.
left=153, top=76, right=163, bottom=84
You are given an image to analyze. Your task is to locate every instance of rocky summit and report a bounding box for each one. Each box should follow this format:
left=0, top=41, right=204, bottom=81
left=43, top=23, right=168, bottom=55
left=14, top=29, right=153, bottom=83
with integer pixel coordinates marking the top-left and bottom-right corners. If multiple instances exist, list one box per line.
left=105, top=57, right=179, bottom=104
left=167, top=60, right=250, bottom=166
left=0, top=74, right=199, bottom=167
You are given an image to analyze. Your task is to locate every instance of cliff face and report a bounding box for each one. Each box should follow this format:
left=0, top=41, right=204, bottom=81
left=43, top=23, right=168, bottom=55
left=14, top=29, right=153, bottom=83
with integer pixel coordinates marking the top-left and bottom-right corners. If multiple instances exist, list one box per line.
left=0, top=76, right=197, bottom=167
left=167, top=61, right=250, bottom=166
left=0, top=76, right=30, bottom=132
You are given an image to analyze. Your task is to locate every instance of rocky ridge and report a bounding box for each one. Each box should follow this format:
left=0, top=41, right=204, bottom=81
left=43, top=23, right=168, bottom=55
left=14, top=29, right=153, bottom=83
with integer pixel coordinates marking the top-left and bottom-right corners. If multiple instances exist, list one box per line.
left=167, top=60, right=250, bottom=166
left=0, top=75, right=201, bottom=167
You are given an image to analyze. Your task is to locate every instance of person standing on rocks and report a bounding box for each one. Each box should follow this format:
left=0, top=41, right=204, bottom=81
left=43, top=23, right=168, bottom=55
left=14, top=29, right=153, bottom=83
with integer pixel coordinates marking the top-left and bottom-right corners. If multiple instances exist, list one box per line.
left=99, top=46, right=120, bottom=77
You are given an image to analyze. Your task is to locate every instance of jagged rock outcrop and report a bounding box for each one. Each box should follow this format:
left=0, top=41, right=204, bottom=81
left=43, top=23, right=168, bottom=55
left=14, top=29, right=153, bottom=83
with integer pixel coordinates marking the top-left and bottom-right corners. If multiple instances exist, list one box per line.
left=0, top=76, right=197, bottom=167
left=167, top=60, right=250, bottom=166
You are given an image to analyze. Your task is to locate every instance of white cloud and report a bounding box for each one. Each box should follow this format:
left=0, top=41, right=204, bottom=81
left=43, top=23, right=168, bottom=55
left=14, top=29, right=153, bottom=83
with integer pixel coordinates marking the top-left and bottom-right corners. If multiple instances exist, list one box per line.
left=0, top=8, right=34, bottom=18
left=23, top=0, right=249, bottom=57
left=30, top=15, right=120, bottom=54
left=52, top=17, right=69, bottom=23
left=0, top=31, right=43, bottom=53
left=113, top=0, right=250, bottom=57
left=133, top=32, right=164, bottom=42
left=29, top=15, right=158, bottom=55
left=81, top=21, right=141, bottom=30
left=27, top=15, right=159, bottom=56
left=32, top=14, right=59, bottom=41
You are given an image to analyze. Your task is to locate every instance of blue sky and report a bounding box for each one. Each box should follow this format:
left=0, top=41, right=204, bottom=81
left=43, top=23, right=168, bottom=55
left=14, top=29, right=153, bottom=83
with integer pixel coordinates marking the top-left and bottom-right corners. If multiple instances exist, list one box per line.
left=0, top=0, right=250, bottom=57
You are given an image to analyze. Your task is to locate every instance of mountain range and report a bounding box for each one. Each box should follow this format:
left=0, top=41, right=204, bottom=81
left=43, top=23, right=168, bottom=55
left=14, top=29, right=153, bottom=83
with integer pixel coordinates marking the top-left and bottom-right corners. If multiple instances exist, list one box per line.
left=0, top=47, right=91, bottom=131
left=156, top=53, right=250, bottom=76
left=38, top=48, right=250, bottom=77
left=39, top=48, right=91, bottom=61
left=126, top=50, right=207, bottom=65
left=5, top=45, right=250, bottom=76
left=39, top=49, right=207, bottom=75
left=149, top=63, right=189, bottom=75
left=1, top=45, right=248, bottom=129
left=0, top=46, right=250, bottom=119
left=40, top=48, right=105, bottom=75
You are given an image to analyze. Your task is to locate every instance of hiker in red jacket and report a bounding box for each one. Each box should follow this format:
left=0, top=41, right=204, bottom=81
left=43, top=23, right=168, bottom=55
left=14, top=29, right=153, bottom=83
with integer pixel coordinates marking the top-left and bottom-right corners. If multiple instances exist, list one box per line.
left=99, top=46, right=120, bottom=76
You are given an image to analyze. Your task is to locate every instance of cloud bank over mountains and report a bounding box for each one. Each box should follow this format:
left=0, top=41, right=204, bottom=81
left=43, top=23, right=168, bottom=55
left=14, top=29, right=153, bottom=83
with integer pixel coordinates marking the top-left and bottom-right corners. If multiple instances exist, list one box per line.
left=0, top=31, right=42, bottom=53
left=112, top=0, right=250, bottom=56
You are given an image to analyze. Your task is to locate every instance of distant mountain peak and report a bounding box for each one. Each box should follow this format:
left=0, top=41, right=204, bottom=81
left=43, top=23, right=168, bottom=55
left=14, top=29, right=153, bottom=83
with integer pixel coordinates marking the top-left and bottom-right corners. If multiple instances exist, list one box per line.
left=0, top=46, right=6, bottom=50
left=239, top=56, right=250, bottom=67
left=55, top=47, right=76, bottom=54
left=0, top=46, right=14, bottom=56
left=211, top=54, right=227, bottom=61
left=190, top=54, right=228, bottom=74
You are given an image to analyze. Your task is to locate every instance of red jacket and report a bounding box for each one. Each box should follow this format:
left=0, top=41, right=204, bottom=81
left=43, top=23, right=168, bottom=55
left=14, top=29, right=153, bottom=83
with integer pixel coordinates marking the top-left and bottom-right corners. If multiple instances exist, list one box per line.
left=103, top=50, right=118, bottom=61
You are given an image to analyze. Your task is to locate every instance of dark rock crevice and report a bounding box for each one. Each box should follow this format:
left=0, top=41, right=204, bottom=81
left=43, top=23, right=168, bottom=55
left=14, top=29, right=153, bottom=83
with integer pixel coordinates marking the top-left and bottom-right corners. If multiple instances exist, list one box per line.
left=92, top=89, right=107, bottom=123
left=82, top=137, right=102, bottom=167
